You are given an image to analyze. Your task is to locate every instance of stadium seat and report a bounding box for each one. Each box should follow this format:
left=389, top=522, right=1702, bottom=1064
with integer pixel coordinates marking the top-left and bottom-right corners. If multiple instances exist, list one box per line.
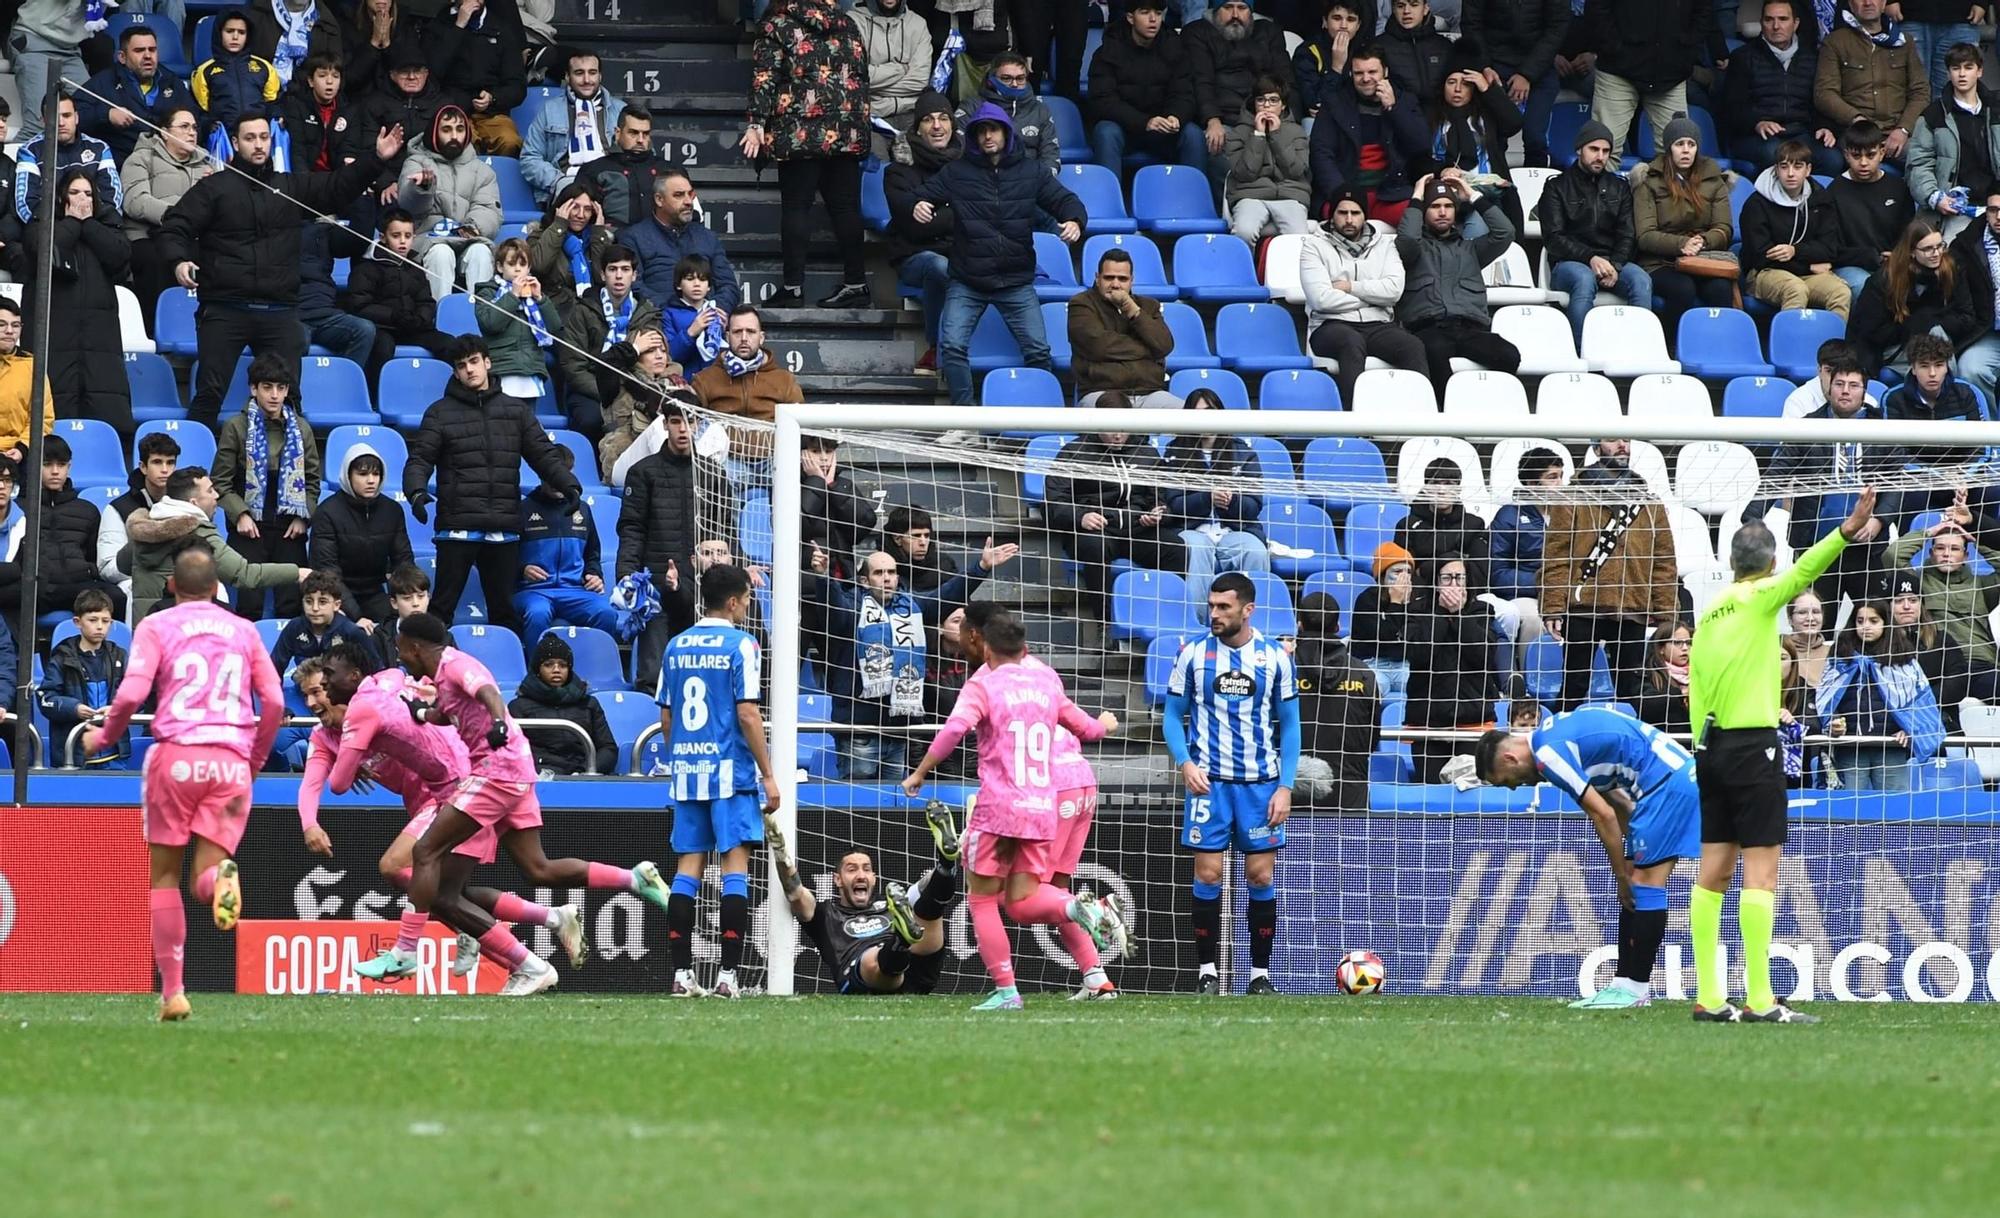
left=124, top=352, right=183, bottom=422
left=593, top=690, right=657, bottom=774
left=1370, top=748, right=1415, bottom=784
left=1443, top=370, right=1529, bottom=421
left=1245, top=571, right=1298, bottom=634
left=1159, top=302, right=1223, bottom=370
left=1043, top=95, right=1090, bottom=163
left=1627, top=373, right=1715, bottom=424
left=1215, top=303, right=1312, bottom=373
left=1021, top=433, right=1076, bottom=504
left=1769, top=308, right=1846, bottom=381
left=1677, top=308, right=1773, bottom=379
left=1342, top=501, right=1408, bottom=571
left=378, top=358, right=452, bottom=429
left=1260, top=500, right=1344, bottom=577
left=1491, top=304, right=1587, bottom=374
left=982, top=365, right=1066, bottom=408
left=1301, top=569, right=1373, bottom=634
left=1257, top=368, right=1340, bottom=412
left=510, top=84, right=563, bottom=133
left=457, top=625, right=527, bottom=688
left=1395, top=437, right=1487, bottom=505
left=1033, top=231, right=1081, bottom=303
left=1301, top=436, right=1389, bottom=509
left=859, top=163, right=889, bottom=231
left=322, top=425, right=409, bottom=491
left=1131, top=165, right=1229, bottom=235
left=155, top=288, right=198, bottom=355
left=1110, top=568, right=1200, bottom=642
left=105, top=12, right=188, bottom=72
left=1172, top=234, right=1268, bottom=302
left=967, top=306, right=1025, bottom=373
left=1081, top=234, right=1177, bottom=299
left=1350, top=367, right=1437, bottom=421
left=482, top=156, right=540, bottom=224
left=1581, top=306, right=1680, bottom=376
left=1483, top=243, right=1559, bottom=307
left=544, top=429, right=603, bottom=491
left=437, top=294, right=479, bottom=337
left=1721, top=375, right=1794, bottom=419
left=299, top=356, right=378, bottom=426
left=134, top=419, right=216, bottom=472
left=76, top=486, right=119, bottom=515
left=1522, top=634, right=1564, bottom=702
left=1533, top=372, right=1623, bottom=432
left=254, top=619, right=287, bottom=656
left=116, top=286, right=155, bottom=354
left=1169, top=367, right=1250, bottom=409
left=1057, top=164, right=1139, bottom=234
left=192, top=14, right=217, bottom=66
left=584, top=493, right=620, bottom=585
left=1241, top=434, right=1296, bottom=486
left=1039, top=302, right=1075, bottom=372
left=1546, top=103, right=1593, bottom=169
left=1261, top=232, right=1309, bottom=304
left=1675, top=440, right=1761, bottom=516
left=544, top=625, right=629, bottom=692
left=55, top=419, right=126, bottom=487
left=1512, top=166, right=1560, bottom=240
left=1488, top=438, right=1572, bottom=500
left=1142, top=632, right=1197, bottom=705
left=1915, top=756, right=1983, bottom=791
left=740, top=493, right=774, bottom=566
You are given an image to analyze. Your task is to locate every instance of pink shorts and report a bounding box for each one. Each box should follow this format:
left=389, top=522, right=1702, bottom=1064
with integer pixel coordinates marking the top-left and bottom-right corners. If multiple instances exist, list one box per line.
left=1045, top=786, right=1098, bottom=880
left=963, top=827, right=1054, bottom=880
left=448, top=774, right=543, bottom=837
left=143, top=743, right=254, bottom=853
left=401, top=803, right=497, bottom=864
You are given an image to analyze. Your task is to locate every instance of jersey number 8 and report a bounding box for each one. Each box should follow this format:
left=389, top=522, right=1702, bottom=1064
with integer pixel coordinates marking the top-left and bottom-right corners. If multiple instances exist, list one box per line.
left=678, top=677, right=709, bottom=731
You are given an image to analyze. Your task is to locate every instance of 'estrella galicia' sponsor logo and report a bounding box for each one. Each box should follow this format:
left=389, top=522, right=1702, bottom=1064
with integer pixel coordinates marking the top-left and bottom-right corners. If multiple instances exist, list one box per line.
left=1212, top=670, right=1255, bottom=699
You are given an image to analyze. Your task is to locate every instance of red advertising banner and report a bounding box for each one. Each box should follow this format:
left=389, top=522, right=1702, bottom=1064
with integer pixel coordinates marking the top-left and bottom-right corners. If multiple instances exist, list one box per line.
left=0, top=807, right=152, bottom=992
left=236, top=920, right=510, bottom=995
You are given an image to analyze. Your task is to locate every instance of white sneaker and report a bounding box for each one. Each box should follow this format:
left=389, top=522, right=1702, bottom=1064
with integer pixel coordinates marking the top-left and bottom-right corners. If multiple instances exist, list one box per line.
left=552, top=903, right=587, bottom=969
left=671, top=968, right=709, bottom=997
left=711, top=969, right=742, bottom=999
left=449, top=932, right=480, bottom=977
left=1068, top=981, right=1119, bottom=1000
left=499, top=954, right=558, bottom=996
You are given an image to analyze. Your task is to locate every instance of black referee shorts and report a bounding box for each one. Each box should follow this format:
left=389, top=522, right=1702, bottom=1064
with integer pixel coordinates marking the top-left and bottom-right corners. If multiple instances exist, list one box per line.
left=1696, top=726, right=1790, bottom=848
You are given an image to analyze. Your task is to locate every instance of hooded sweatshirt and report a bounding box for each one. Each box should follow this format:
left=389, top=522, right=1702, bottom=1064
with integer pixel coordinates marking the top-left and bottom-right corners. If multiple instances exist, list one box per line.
left=399, top=105, right=501, bottom=257
left=909, top=104, right=1088, bottom=293
left=1740, top=166, right=1843, bottom=275
left=308, top=444, right=416, bottom=600
left=954, top=65, right=1061, bottom=172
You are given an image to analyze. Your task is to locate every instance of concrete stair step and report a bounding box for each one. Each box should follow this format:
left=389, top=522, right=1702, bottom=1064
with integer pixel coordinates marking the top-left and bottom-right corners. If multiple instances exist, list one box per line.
left=603, top=52, right=752, bottom=103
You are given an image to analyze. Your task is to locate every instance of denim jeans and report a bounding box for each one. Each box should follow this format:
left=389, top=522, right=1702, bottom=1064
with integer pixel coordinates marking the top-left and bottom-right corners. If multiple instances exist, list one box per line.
left=841, top=730, right=909, bottom=781
left=1834, top=265, right=1874, bottom=304
left=1181, top=528, right=1272, bottom=599
left=1367, top=657, right=1410, bottom=701
left=1490, top=63, right=1560, bottom=165
left=1729, top=133, right=1845, bottom=177
left=1958, top=332, right=2000, bottom=410
left=938, top=279, right=1049, bottom=405
left=897, top=251, right=951, bottom=345
left=1549, top=260, right=1654, bottom=342
left=1832, top=743, right=1912, bottom=792
left=1088, top=119, right=1208, bottom=177
left=1904, top=21, right=1983, bottom=95
left=304, top=311, right=377, bottom=368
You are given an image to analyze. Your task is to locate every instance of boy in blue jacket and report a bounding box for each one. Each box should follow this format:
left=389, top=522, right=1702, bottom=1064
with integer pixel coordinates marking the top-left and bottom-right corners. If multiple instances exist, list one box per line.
left=514, top=446, right=619, bottom=644
left=39, top=588, right=129, bottom=768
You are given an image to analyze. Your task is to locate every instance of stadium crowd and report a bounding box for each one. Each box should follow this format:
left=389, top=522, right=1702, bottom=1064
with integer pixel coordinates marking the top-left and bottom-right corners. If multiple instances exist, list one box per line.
left=0, top=0, right=1998, bottom=796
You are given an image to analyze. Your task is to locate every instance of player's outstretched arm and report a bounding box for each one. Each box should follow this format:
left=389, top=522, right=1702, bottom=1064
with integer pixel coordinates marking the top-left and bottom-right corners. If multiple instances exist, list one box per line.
left=85, top=623, right=160, bottom=750
left=1578, top=787, right=1633, bottom=910
left=738, top=699, right=780, bottom=814
left=765, top=811, right=815, bottom=922
left=298, top=739, right=335, bottom=854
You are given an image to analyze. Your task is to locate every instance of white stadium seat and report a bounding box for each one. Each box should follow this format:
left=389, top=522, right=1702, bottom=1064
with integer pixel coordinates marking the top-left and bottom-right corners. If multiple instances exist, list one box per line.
left=1581, top=306, right=1681, bottom=377
left=1350, top=367, right=1438, bottom=422
left=1669, top=504, right=1720, bottom=574
left=117, top=286, right=156, bottom=354
left=1484, top=243, right=1560, bottom=307
left=1489, top=437, right=1572, bottom=502
left=1513, top=167, right=1559, bottom=241
left=1492, top=305, right=1588, bottom=375
left=1396, top=436, right=1489, bottom=507
left=1534, top=372, right=1622, bottom=431
left=1675, top=440, right=1762, bottom=516
left=1627, top=373, right=1714, bottom=425
left=1262, top=233, right=1308, bottom=305
left=1443, top=370, right=1529, bottom=421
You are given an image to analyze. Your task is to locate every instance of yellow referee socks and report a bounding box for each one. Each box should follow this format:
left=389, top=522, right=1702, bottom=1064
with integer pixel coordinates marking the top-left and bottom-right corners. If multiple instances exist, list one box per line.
left=1690, top=885, right=1726, bottom=1010
left=1741, top=889, right=1778, bottom=1012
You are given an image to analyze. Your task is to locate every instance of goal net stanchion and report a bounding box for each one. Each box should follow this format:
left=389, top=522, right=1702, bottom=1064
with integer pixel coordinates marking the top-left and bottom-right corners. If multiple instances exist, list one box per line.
left=744, top=401, right=2000, bottom=1001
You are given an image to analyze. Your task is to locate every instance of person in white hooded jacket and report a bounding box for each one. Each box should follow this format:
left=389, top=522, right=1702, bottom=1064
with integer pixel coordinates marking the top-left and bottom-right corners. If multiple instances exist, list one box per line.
left=398, top=104, right=502, bottom=299
left=851, top=0, right=933, bottom=158
left=1300, top=185, right=1428, bottom=407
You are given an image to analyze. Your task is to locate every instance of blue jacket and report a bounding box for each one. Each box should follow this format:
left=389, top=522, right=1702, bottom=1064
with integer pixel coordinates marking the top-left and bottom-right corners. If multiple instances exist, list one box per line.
left=518, top=486, right=603, bottom=590
left=271, top=613, right=379, bottom=675
left=77, top=64, right=198, bottom=163
left=660, top=298, right=720, bottom=377
left=618, top=212, right=740, bottom=312
left=1309, top=75, right=1431, bottom=211
left=910, top=103, right=1086, bottom=293
left=38, top=634, right=127, bottom=765
left=1488, top=503, right=1546, bottom=600
left=520, top=88, right=626, bottom=198
left=1163, top=436, right=1265, bottom=541
left=14, top=131, right=123, bottom=224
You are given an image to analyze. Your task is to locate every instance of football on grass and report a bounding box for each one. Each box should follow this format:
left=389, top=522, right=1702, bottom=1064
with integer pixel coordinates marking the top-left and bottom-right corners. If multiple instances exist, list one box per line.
left=1336, top=950, right=1386, bottom=995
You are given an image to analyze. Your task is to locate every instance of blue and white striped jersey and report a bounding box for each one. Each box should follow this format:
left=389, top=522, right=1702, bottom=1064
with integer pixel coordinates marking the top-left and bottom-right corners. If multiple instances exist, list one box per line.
left=1530, top=707, right=1694, bottom=806
left=1166, top=629, right=1298, bottom=782
left=656, top=616, right=762, bottom=801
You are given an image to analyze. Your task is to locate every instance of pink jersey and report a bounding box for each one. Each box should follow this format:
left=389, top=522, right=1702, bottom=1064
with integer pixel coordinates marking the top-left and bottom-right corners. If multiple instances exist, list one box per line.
left=432, top=647, right=537, bottom=783
left=1025, top=656, right=1096, bottom=792
left=332, top=669, right=473, bottom=802
left=927, top=657, right=1106, bottom=840
left=100, top=599, right=285, bottom=764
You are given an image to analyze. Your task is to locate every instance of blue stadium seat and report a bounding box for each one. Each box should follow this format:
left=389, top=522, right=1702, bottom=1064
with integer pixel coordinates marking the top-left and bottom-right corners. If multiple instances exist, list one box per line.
left=1110, top=568, right=1200, bottom=643
left=1159, top=302, right=1223, bottom=370
left=1721, top=375, right=1793, bottom=418
left=155, top=288, right=198, bottom=355
left=300, top=355, right=379, bottom=426
left=55, top=419, right=127, bottom=487
left=1143, top=632, right=1196, bottom=705
left=1547, top=102, right=1593, bottom=169
left=482, top=156, right=540, bottom=224
left=1215, top=303, right=1311, bottom=372
left=1258, top=368, right=1340, bottom=412
left=49, top=618, right=134, bottom=655
left=1301, top=437, right=1388, bottom=509
left=1916, top=756, right=1982, bottom=791
left=545, top=625, right=629, bottom=692
left=322, top=425, right=409, bottom=492
left=585, top=493, right=620, bottom=586
left=1522, top=634, right=1564, bottom=702
left=134, top=418, right=216, bottom=471
left=1171, top=234, right=1268, bottom=303
left=1301, top=569, right=1374, bottom=634
left=124, top=352, right=183, bottom=422
left=593, top=690, right=657, bottom=774
left=192, top=14, right=216, bottom=65
left=1769, top=308, right=1846, bottom=381
left=76, top=485, right=120, bottom=515
left=456, top=624, right=526, bottom=687
left=1677, top=308, right=1774, bottom=379
left=1039, top=301, right=1075, bottom=372
left=378, top=358, right=452, bottom=429
left=1370, top=748, right=1415, bottom=784
left=510, top=84, right=563, bottom=134
left=1342, top=501, right=1408, bottom=571
left=1261, top=500, right=1344, bottom=578
left=398, top=492, right=435, bottom=558
left=1021, top=433, right=1075, bottom=504
left=740, top=492, right=774, bottom=565
left=1130, top=165, right=1228, bottom=235
left=968, top=306, right=1025, bottom=373
left=860, top=163, right=890, bottom=231
left=982, top=366, right=1066, bottom=408
left=1034, top=230, right=1081, bottom=302
left=1169, top=367, right=1249, bottom=408
left=542, top=429, right=603, bottom=492
left=105, top=12, right=188, bottom=72
left=253, top=619, right=287, bottom=658
left=1245, top=571, right=1298, bottom=634
left=437, top=294, right=479, bottom=337
left=452, top=567, right=490, bottom=626
left=1241, top=434, right=1296, bottom=487
left=1630, top=105, right=1720, bottom=162
left=1043, top=95, right=1090, bottom=163
left=1080, top=234, right=1178, bottom=299
left=1057, top=164, right=1139, bottom=234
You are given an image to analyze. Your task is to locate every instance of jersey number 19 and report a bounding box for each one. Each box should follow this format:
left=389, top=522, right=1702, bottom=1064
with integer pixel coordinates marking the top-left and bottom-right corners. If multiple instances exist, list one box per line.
left=1008, top=720, right=1051, bottom=786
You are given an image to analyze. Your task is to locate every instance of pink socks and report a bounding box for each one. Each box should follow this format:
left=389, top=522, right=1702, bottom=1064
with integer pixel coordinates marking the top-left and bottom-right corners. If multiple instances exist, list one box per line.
left=190, top=865, right=217, bottom=904
left=586, top=863, right=633, bottom=889
left=149, top=889, right=186, bottom=998
left=968, top=891, right=1015, bottom=989
left=477, top=925, right=529, bottom=971
left=491, top=893, right=555, bottom=927
left=1004, top=884, right=1075, bottom=926
left=394, top=909, right=428, bottom=954
left=1058, top=921, right=1102, bottom=973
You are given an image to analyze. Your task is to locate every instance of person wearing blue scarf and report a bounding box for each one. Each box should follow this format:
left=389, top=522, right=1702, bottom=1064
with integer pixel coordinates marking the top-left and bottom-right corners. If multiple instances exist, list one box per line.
left=661, top=253, right=726, bottom=377
left=1815, top=600, right=1946, bottom=790
left=213, top=353, right=320, bottom=620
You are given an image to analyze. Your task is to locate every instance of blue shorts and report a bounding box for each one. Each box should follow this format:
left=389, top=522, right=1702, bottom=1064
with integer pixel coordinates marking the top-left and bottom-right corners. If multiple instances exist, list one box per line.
left=1182, top=779, right=1287, bottom=854
left=670, top=793, right=764, bottom=856
left=1626, top=776, right=1700, bottom=868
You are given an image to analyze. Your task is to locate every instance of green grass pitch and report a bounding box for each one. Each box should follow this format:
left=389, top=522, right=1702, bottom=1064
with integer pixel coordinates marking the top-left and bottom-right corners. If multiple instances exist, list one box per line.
left=4, top=994, right=1996, bottom=1217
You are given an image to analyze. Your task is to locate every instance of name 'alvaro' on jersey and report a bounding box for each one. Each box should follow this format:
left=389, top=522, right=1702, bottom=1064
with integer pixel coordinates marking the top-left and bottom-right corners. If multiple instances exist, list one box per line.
left=1530, top=707, right=1695, bottom=807
left=657, top=619, right=762, bottom=802
left=1166, top=630, right=1297, bottom=782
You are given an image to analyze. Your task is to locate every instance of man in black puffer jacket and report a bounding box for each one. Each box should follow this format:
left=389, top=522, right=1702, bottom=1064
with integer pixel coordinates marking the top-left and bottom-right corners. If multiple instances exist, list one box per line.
left=1084, top=3, right=1204, bottom=175
left=885, top=91, right=960, bottom=374
left=616, top=404, right=706, bottom=693
left=156, top=111, right=396, bottom=426
left=38, top=435, right=127, bottom=620
left=404, top=335, right=581, bottom=633
left=1462, top=0, right=1570, bottom=167
left=911, top=104, right=1086, bottom=405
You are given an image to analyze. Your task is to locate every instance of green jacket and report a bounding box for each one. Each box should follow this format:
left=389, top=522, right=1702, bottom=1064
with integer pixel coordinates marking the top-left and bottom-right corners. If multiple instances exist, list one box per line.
left=124, top=497, right=302, bottom=620
left=1886, top=522, right=2000, bottom=666
left=212, top=405, right=322, bottom=525
left=475, top=283, right=564, bottom=381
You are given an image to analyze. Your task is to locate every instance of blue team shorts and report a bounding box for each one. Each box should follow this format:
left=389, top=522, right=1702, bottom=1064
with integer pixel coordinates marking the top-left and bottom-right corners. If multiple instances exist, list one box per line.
left=1626, top=774, right=1701, bottom=868
left=670, top=792, right=765, bottom=855
left=1182, top=779, right=1288, bottom=854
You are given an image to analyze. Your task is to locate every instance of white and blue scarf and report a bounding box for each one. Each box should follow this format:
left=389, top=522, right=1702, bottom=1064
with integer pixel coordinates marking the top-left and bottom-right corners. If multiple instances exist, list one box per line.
left=599, top=290, right=634, bottom=349
left=86, top=1, right=109, bottom=34
left=568, top=90, right=607, bottom=166
left=270, top=0, right=317, bottom=87
left=495, top=280, right=555, bottom=348
left=721, top=346, right=767, bottom=378
left=855, top=591, right=925, bottom=715
left=242, top=404, right=314, bottom=522
left=610, top=569, right=660, bottom=641
left=1816, top=652, right=1946, bottom=762
left=1982, top=228, right=2000, bottom=331
left=563, top=231, right=593, bottom=293
left=1840, top=7, right=1904, bottom=47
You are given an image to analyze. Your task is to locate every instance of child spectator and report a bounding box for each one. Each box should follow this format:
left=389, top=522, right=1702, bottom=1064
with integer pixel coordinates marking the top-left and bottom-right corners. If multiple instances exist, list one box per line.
left=477, top=237, right=562, bottom=402
left=343, top=209, right=456, bottom=368
left=661, top=254, right=726, bottom=378
left=39, top=588, right=128, bottom=768
left=191, top=10, right=280, bottom=149
left=1742, top=139, right=1851, bottom=317
left=514, top=447, right=618, bottom=641
left=309, top=447, right=414, bottom=626
left=1225, top=74, right=1313, bottom=245
left=213, top=353, right=319, bottom=621
left=371, top=561, right=456, bottom=660
left=508, top=631, right=617, bottom=776
left=271, top=568, right=380, bottom=674
left=599, top=326, right=698, bottom=480
left=1818, top=600, right=1945, bottom=791
left=1351, top=540, right=1416, bottom=699
left=1828, top=121, right=1913, bottom=301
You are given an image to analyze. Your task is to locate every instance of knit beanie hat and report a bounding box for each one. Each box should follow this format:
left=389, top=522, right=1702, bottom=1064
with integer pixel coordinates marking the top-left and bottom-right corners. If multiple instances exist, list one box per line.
left=532, top=632, right=575, bottom=671
left=1373, top=541, right=1416, bottom=583
left=1574, top=118, right=1614, bottom=152
left=1660, top=113, right=1701, bottom=152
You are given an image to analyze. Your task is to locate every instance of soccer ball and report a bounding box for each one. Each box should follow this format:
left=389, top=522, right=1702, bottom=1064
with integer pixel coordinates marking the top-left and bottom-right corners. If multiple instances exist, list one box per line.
left=1335, top=950, right=1385, bottom=995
